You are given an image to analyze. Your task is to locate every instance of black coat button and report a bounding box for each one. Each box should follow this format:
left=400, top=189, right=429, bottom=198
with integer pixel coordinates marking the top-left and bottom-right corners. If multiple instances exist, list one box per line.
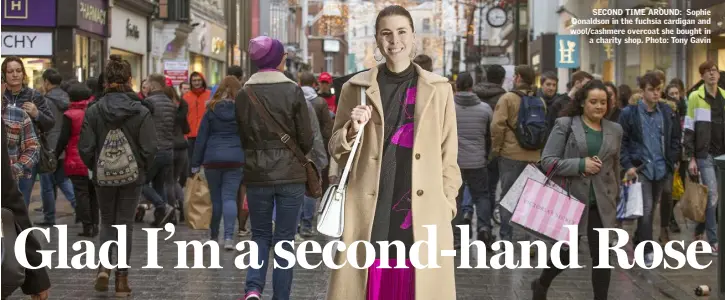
left=417, top=190, right=424, bottom=196
left=415, top=153, right=421, bottom=159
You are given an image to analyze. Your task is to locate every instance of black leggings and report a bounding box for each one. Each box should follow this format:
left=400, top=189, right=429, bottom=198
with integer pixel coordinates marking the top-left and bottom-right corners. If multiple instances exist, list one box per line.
left=538, top=205, right=611, bottom=300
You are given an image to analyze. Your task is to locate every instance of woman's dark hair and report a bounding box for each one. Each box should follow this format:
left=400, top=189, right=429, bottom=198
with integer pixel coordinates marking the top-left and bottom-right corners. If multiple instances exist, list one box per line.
left=86, top=77, right=99, bottom=94
left=375, top=5, right=414, bottom=33
left=1, top=56, right=27, bottom=85
left=456, top=72, right=473, bottom=91
left=665, top=83, right=680, bottom=98
left=60, top=78, right=79, bottom=93
left=562, top=79, right=611, bottom=117
left=68, top=83, right=92, bottom=102
left=603, top=81, right=617, bottom=102
left=163, top=85, right=180, bottom=103
left=103, top=54, right=133, bottom=93
left=617, top=84, right=632, bottom=108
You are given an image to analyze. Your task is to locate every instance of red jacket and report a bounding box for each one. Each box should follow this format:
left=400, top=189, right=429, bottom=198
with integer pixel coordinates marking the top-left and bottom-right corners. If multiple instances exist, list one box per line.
left=63, top=100, right=90, bottom=176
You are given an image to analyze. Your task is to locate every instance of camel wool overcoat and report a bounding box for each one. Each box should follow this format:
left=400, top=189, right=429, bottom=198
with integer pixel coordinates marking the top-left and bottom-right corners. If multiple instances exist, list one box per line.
left=325, top=64, right=462, bottom=300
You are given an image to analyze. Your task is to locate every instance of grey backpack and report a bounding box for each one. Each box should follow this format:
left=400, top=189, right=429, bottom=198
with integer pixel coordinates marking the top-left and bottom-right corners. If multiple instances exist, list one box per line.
left=95, top=128, right=139, bottom=186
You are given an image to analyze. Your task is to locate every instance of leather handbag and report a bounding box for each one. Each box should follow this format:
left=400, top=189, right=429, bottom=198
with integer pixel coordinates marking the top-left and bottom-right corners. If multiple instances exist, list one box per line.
left=316, top=87, right=366, bottom=239
left=2, top=208, right=26, bottom=298
left=243, top=86, right=323, bottom=198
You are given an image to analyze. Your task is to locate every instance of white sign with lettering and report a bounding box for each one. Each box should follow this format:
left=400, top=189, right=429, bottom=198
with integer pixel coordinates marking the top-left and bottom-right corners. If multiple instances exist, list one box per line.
left=1, top=32, right=53, bottom=56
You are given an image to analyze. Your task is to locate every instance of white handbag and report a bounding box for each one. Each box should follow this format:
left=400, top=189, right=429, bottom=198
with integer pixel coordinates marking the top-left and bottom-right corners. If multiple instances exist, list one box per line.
left=317, top=87, right=367, bottom=238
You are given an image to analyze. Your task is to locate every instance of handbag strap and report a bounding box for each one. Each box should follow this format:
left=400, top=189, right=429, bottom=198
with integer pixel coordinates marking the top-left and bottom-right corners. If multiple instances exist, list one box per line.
left=244, top=85, right=310, bottom=166
left=337, top=87, right=366, bottom=188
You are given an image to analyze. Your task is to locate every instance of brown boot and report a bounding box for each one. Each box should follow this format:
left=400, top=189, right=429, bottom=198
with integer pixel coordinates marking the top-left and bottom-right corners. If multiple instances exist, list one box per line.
left=659, top=227, right=671, bottom=245
left=94, top=267, right=110, bottom=291
left=114, top=270, right=132, bottom=297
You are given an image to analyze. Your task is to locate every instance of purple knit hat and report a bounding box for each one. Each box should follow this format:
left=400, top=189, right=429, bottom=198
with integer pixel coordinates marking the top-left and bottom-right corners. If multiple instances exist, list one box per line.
left=249, top=36, right=285, bottom=70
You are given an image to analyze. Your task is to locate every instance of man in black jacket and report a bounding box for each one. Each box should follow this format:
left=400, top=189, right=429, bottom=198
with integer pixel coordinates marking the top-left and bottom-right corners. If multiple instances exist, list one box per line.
left=142, top=74, right=177, bottom=226
left=1, top=125, right=51, bottom=299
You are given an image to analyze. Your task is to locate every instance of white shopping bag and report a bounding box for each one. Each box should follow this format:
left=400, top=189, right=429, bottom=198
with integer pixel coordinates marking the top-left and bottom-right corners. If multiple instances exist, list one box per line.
left=616, top=180, right=643, bottom=220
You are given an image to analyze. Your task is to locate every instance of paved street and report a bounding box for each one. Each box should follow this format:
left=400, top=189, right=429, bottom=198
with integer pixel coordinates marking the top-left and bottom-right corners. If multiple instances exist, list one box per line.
left=6, top=190, right=719, bottom=300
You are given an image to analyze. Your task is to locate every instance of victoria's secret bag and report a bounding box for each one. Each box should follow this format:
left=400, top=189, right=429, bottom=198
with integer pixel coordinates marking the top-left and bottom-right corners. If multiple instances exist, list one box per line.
left=243, top=86, right=323, bottom=198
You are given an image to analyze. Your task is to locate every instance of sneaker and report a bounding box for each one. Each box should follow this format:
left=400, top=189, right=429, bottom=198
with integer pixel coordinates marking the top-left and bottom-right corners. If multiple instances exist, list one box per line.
left=295, top=233, right=304, bottom=242
left=244, top=290, right=261, bottom=300
left=694, top=234, right=705, bottom=251
left=299, top=227, right=316, bottom=238
left=238, top=229, right=251, bottom=237
left=153, top=204, right=176, bottom=227
left=711, top=243, right=719, bottom=256
left=224, top=239, right=235, bottom=250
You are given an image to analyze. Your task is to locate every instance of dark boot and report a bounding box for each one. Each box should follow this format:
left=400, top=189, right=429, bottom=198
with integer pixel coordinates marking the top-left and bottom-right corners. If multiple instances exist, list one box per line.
left=531, top=279, right=548, bottom=300
left=94, top=266, right=110, bottom=291
left=659, top=227, right=671, bottom=245
left=78, top=224, right=93, bottom=237
left=115, top=270, right=132, bottom=297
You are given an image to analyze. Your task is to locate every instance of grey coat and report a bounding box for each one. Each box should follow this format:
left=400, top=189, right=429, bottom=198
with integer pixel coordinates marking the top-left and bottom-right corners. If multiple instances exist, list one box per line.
left=44, top=87, right=69, bottom=158
left=454, top=91, right=492, bottom=169
left=145, top=91, right=176, bottom=151
left=541, top=116, right=623, bottom=234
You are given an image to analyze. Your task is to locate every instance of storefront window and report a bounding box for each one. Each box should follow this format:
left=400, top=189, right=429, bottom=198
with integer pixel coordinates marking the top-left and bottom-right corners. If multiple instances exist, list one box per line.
left=75, top=34, right=105, bottom=82
left=111, top=48, right=143, bottom=91
left=210, top=59, right=223, bottom=86
left=0, top=57, right=52, bottom=90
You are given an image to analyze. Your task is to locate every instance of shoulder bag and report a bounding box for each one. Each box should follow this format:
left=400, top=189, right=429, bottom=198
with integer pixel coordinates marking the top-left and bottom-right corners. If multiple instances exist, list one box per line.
left=243, top=86, right=323, bottom=198
left=316, top=87, right=366, bottom=239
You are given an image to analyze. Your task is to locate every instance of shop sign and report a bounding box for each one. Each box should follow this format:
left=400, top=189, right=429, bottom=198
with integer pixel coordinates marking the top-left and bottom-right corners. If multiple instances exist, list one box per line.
left=1, top=31, right=53, bottom=56
left=126, top=19, right=140, bottom=39
left=555, top=34, right=580, bottom=69
left=164, top=60, right=189, bottom=87
left=78, top=0, right=108, bottom=36
left=1, top=0, right=57, bottom=27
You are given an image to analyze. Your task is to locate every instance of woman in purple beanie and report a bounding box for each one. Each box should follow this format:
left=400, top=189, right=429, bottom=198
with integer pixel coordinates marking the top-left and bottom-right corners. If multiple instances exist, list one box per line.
left=234, top=35, right=314, bottom=300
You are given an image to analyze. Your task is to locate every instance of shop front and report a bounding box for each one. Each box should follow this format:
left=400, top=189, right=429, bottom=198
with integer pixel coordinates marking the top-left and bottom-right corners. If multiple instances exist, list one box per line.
left=187, top=13, right=227, bottom=86
left=56, top=0, right=109, bottom=81
left=109, top=2, right=152, bottom=91
left=0, top=0, right=57, bottom=89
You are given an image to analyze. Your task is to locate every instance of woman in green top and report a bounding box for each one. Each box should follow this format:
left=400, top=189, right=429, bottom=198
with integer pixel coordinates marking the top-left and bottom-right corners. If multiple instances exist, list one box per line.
left=531, top=80, right=623, bottom=300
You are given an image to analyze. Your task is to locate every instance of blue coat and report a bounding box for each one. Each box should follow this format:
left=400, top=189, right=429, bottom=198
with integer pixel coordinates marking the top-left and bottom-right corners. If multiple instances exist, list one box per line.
left=191, top=100, right=245, bottom=167
left=618, top=101, right=681, bottom=173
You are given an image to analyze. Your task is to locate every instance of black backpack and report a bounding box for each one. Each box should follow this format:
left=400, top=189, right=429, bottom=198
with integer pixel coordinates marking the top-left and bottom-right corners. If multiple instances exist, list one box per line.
left=510, top=91, right=548, bottom=150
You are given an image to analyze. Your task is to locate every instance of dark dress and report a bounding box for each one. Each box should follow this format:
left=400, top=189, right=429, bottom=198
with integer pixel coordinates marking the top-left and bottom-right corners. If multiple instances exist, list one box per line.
left=366, top=63, right=418, bottom=300
left=369, top=63, right=418, bottom=258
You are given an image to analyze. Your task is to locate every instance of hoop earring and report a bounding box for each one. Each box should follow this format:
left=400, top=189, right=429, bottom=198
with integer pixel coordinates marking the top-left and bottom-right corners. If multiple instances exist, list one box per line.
left=374, top=48, right=383, bottom=62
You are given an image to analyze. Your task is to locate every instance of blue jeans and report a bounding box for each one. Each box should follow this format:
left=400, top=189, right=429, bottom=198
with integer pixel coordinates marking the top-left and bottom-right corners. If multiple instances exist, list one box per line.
left=18, top=166, right=38, bottom=207
left=498, top=157, right=529, bottom=241
left=696, top=155, right=719, bottom=245
left=245, top=183, right=304, bottom=299
left=297, top=196, right=317, bottom=230
left=205, top=168, right=243, bottom=240
left=39, top=167, right=77, bottom=224
left=461, top=185, right=473, bottom=214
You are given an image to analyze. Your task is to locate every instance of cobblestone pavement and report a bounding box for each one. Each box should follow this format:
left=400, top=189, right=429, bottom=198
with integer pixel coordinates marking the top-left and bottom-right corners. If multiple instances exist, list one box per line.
left=6, top=191, right=719, bottom=299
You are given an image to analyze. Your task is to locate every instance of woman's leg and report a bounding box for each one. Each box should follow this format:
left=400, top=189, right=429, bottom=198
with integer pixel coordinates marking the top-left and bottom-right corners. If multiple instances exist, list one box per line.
left=270, top=183, right=304, bottom=300
left=94, top=186, right=118, bottom=292
left=238, top=183, right=249, bottom=234
left=588, top=206, right=611, bottom=300
left=70, top=176, right=92, bottom=235
left=115, top=184, right=142, bottom=270
left=221, top=169, right=242, bottom=241
left=244, top=185, right=276, bottom=295
left=205, top=169, right=224, bottom=240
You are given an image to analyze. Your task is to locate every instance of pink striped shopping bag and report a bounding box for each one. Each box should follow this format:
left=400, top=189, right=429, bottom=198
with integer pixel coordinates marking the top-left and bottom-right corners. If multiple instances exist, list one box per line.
left=510, top=178, right=585, bottom=242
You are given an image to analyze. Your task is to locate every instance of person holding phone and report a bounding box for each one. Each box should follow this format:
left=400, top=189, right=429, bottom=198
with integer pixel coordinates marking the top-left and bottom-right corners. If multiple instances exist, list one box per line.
left=2, top=57, right=55, bottom=206
left=531, top=80, right=623, bottom=300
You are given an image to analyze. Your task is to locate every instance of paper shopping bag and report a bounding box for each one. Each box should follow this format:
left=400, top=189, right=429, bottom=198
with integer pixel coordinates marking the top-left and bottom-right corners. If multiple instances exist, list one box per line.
left=184, top=173, right=212, bottom=230
left=500, top=164, right=569, bottom=213
left=681, top=175, right=708, bottom=223
left=510, top=178, right=585, bottom=242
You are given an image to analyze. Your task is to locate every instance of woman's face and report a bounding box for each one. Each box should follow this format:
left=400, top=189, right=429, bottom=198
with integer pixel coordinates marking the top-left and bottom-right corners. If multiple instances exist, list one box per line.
left=376, top=15, right=414, bottom=64
left=583, top=88, right=608, bottom=122
left=4, top=61, right=24, bottom=87
left=667, top=87, right=680, bottom=100
left=605, top=86, right=616, bottom=110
